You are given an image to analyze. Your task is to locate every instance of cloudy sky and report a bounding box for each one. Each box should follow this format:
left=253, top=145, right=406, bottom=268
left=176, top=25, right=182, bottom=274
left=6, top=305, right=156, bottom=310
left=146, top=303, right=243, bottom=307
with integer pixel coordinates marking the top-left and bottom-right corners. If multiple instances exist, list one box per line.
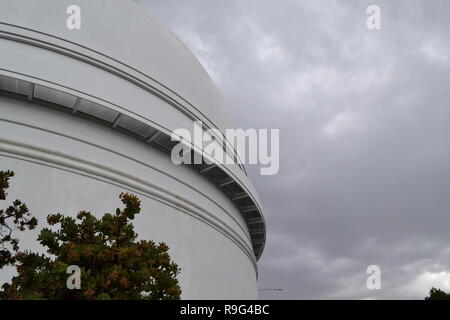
left=133, top=0, right=450, bottom=299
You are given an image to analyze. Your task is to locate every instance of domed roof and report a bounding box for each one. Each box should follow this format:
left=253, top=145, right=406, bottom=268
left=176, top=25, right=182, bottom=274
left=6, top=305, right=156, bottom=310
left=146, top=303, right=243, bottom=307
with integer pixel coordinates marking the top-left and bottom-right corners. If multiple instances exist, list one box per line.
left=0, top=0, right=231, bottom=132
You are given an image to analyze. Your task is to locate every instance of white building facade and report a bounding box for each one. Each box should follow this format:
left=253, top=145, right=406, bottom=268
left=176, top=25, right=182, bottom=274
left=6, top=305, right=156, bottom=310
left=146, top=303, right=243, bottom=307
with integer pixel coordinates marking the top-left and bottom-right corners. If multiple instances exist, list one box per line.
left=0, top=0, right=265, bottom=299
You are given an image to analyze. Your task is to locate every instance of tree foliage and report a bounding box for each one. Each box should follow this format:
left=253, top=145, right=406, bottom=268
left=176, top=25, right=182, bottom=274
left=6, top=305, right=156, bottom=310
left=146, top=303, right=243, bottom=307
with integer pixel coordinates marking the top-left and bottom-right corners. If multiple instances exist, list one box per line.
left=0, top=170, right=181, bottom=300
left=0, top=171, right=37, bottom=269
left=425, top=287, right=450, bottom=300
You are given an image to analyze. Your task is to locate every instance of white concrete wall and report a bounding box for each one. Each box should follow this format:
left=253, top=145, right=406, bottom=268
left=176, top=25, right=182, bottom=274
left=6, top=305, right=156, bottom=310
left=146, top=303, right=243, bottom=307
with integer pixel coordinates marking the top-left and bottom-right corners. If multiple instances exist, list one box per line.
left=0, top=0, right=265, bottom=298
left=0, top=97, right=258, bottom=299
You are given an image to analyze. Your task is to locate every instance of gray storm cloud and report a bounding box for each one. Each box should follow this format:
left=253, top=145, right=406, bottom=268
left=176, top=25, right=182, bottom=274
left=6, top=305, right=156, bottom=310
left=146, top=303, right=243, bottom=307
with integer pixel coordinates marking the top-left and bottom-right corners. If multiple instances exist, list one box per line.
left=133, top=0, right=450, bottom=299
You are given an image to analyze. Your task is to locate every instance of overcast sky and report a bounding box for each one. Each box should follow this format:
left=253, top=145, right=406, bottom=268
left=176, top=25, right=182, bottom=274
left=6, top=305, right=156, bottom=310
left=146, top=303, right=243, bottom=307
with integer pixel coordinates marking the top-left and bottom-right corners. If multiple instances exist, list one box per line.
left=133, top=0, right=450, bottom=299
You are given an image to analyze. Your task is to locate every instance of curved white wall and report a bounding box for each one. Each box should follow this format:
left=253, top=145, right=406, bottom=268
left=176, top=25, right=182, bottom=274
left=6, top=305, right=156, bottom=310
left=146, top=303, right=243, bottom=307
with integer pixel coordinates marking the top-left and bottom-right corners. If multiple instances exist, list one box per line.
left=0, top=0, right=265, bottom=299
left=0, top=97, right=258, bottom=299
